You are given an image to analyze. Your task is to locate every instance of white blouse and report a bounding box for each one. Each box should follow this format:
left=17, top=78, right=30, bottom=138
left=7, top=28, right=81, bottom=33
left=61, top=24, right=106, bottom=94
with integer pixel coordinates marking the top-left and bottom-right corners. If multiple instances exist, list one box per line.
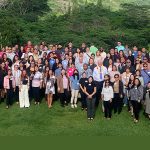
left=101, top=86, right=114, bottom=101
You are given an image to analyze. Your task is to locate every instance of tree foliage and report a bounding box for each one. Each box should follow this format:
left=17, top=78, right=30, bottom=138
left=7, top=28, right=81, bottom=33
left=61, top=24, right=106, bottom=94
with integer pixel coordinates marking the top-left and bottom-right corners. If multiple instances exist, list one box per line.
left=0, top=0, right=150, bottom=50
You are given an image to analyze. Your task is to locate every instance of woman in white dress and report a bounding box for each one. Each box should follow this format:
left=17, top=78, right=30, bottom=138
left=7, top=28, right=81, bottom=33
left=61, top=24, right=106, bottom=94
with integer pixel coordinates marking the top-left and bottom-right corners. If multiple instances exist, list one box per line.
left=45, top=69, right=55, bottom=108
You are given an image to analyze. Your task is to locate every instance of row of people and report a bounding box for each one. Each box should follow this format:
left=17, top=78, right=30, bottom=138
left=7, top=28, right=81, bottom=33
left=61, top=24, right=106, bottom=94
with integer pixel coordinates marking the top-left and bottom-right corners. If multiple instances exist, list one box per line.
left=0, top=41, right=149, bottom=123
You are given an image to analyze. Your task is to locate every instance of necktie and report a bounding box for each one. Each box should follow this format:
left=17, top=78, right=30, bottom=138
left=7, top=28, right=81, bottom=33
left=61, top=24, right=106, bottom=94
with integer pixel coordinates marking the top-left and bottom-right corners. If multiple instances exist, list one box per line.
left=100, top=67, right=102, bottom=80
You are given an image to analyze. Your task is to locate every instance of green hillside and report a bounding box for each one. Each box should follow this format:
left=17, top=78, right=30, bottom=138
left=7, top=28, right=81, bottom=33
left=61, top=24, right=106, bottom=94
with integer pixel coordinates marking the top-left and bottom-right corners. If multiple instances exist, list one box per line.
left=48, top=0, right=150, bottom=14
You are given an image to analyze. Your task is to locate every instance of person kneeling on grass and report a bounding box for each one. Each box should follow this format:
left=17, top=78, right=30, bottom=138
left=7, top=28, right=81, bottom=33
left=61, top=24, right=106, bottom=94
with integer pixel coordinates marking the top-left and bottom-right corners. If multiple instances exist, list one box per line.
left=101, top=80, right=114, bottom=120
left=84, top=76, right=96, bottom=121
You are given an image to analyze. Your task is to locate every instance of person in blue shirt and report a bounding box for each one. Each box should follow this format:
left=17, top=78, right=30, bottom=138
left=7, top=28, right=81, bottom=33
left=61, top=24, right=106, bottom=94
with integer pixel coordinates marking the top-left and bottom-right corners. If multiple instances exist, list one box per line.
left=141, top=63, right=150, bottom=101
left=132, top=46, right=138, bottom=59
left=141, top=64, right=150, bottom=87
left=70, top=69, right=80, bottom=108
left=62, top=54, right=69, bottom=70
left=55, top=63, right=62, bottom=78
left=49, top=58, right=55, bottom=69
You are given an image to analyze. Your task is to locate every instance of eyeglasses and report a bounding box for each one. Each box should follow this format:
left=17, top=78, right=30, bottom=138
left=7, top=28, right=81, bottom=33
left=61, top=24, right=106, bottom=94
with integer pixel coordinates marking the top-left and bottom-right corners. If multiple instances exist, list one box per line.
left=114, top=76, right=119, bottom=78
left=143, top=66, right=148, bottom=67
left=143, top=59, right=147, bottom=60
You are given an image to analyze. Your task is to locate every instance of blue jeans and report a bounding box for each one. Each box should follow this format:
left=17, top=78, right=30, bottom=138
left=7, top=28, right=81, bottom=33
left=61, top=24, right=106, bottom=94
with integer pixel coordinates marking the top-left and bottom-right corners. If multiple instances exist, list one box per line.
left=123, top=88, right=128, bottom=105
left=86, top=98, right=96, bottom=118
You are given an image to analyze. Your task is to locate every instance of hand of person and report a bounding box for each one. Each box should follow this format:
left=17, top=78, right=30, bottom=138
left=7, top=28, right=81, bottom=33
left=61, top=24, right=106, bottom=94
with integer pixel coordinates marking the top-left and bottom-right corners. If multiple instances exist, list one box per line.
left=88, top=95, right=92, bottom=99
left=14, top=89, right=15, bottom=92
left=110, top=99, right=112, bottom=103
left=58, top=87, right=60, bottom=92
left=138, top=100, right=140, bottom=103
left=5, top=89, right=7, bottom=93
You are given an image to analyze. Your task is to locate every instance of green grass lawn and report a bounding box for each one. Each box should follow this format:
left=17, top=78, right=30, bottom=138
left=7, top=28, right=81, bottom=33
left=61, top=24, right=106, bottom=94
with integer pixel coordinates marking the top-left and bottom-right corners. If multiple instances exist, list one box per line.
left=0, top=100, right=150, bottom=136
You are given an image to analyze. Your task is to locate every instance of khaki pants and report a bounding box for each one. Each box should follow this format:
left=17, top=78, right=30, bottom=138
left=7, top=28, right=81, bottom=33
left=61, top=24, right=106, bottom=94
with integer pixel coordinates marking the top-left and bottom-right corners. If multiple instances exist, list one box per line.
left=71, top=89, right=79, bottom=104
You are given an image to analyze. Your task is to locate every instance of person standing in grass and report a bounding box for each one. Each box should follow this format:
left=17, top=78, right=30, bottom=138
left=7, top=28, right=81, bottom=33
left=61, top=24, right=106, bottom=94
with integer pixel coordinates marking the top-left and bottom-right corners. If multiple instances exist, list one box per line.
left=70, top=69, right=80, bottom=108
left=129, top=78, right=143, bottom=123
left=145, top=82, right=150, bottom=119
left=45, top=70, right=55, bottom=108
left=84, top=76, right=96, bottom=120
left=12, top=64, right=21, bottom=105
left=57, top=69, right=70, bottom=107
left=3, top=69, right=16, bottom=109
left=101, top=80, right=114, bottom=120
left=79, top=72, right=88, bottom=110
left=32, top=65, right=43, bottom=105
left=112, top=74, right=124, bottom=115
left=19, top=70, right=30, bottom=108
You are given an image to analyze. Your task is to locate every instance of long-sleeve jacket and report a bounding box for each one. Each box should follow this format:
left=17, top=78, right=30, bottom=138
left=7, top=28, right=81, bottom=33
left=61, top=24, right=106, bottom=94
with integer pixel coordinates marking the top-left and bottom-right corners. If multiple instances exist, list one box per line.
left=112, top=81, right=124, bottom=97
left=129, top=85, right=143, bottom=101
left=57, top=75, right=70, bottom=93
left=3, top=75, right=16, bottom=89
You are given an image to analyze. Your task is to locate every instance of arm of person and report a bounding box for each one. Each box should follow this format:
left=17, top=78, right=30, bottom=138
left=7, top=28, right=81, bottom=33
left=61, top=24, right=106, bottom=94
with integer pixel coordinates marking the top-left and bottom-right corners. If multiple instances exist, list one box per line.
left=79, top=84, right=84, bottom=92
left=40, top=74, right=43, bottom=89
left=110, top=86, right=114, bottom=102
left=27, top=77, right=30, bottom=90
left=84, top=87, right=90, bottom=97
left=101, top=87, right=104, bottom=101
left=138, top=86, right=144, bottom=102
left=90, top=87, right=96, bottom=98
left=57, top=77, right=60, bottom=92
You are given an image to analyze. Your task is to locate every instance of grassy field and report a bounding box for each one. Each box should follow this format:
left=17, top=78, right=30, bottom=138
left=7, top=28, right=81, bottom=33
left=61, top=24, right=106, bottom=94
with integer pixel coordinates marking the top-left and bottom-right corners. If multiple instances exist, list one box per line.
left=0, top=100, right=150, bottom=136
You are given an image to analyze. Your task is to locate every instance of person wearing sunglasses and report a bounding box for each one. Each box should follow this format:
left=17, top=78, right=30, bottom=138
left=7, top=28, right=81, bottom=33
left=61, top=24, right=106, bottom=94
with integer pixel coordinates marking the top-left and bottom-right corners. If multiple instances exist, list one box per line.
left=141, top=64, right=150, bottom=87
left=141, top=57, right=150, bottom=70
left=121, top=59, right=135, bottom=74
left=141, top=63, right=150, bottom=101
left=112, top=74, right=124, bottom=114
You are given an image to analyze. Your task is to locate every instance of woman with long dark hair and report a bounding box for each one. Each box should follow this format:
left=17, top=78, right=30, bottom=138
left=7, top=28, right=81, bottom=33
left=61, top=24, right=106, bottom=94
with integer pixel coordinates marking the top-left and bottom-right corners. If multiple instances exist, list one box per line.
left=32, top=65, right=43, bottom=105
left=70, top=69, right=80, bottom=108
left=19, top=70, right=30, bottom=108
left=127, top=74, right=135, bottom=115
left=3, top=69, right=16, bottom=109
left=112, top=74, right=124, bottom=114
left=57, top=69, right=70, bottom=107
left=79, top=72, right=88, bottom=110
left=129, top=78, right=143, bottom=123
left=0, top=62, right=7, bottom=103
left=84, top=76, right=96, bottom=120
left=45, top=70, right=55, bottom=108
left=102, top=80, right=114, bottom=119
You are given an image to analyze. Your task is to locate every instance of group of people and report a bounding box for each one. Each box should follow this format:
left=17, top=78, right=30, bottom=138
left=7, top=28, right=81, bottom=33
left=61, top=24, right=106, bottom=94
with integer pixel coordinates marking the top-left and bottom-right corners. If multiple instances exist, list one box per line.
left=0, top=41, right=149, bottom=123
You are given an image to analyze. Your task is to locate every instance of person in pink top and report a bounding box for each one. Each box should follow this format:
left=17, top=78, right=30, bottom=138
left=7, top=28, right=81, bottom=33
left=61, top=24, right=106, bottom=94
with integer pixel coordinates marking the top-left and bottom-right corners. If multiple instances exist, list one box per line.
left=109, top=65, right=120, bottom=82
left=3, top=69, right=16, bottom=109
left=67, top=63, right=76, bottom=77
left=0, top=47, right=5, bottom=59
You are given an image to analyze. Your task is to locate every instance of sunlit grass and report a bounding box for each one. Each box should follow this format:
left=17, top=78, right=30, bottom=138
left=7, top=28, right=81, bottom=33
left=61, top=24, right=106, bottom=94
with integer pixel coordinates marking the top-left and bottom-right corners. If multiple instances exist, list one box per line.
left=0, top=100, right=150, bottom=136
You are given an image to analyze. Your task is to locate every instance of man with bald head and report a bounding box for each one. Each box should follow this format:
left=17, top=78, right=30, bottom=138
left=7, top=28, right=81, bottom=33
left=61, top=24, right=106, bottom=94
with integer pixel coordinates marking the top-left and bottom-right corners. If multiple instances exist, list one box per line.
left=93, top=60, right=108, bottom=107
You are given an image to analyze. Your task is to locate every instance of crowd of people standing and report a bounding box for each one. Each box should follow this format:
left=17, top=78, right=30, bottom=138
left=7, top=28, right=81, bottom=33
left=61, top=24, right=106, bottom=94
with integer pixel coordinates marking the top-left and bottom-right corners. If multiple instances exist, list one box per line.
left=0, top=41, right=149, bottom=123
